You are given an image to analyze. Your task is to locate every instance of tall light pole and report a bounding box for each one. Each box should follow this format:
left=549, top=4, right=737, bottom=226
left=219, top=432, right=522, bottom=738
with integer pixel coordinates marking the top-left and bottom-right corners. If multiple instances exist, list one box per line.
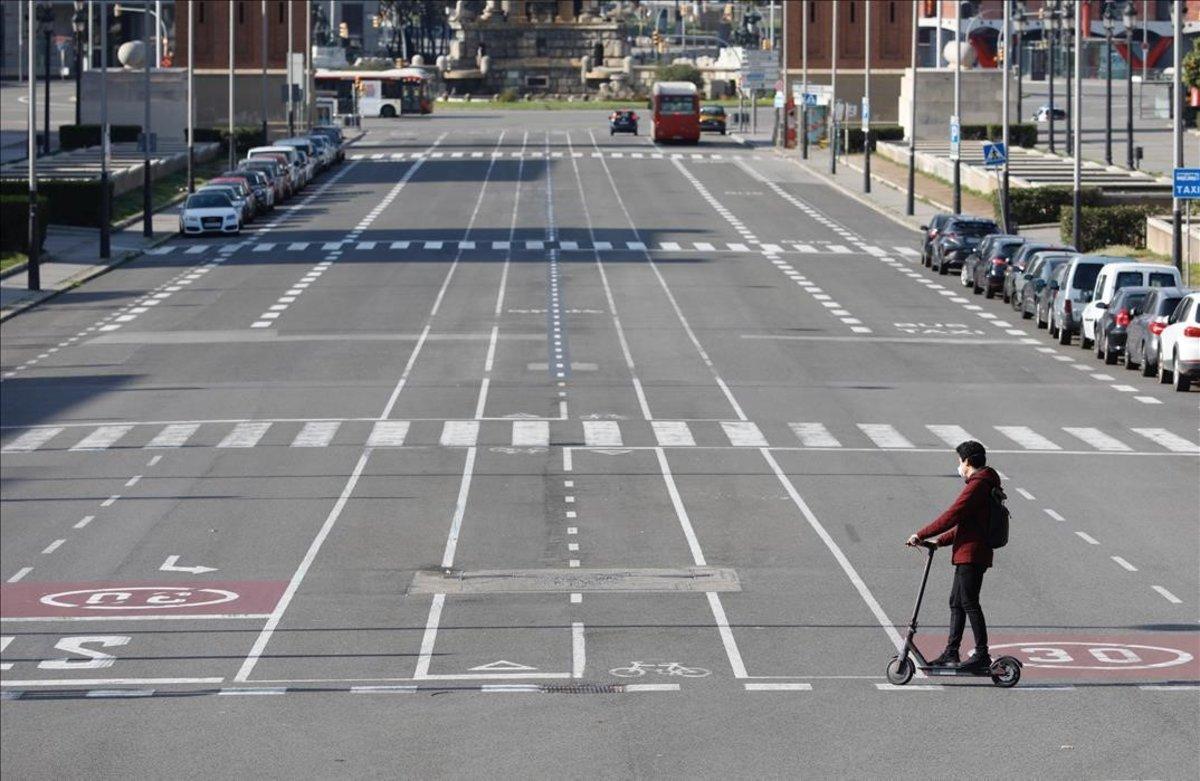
left=27, top=0, right=40, bottom=290
left=1002, top=0, right=1011, bottom=233
left=1013, top=5, right=1025, bottom=126
left=73, top=1, right=86, bottom=127
left=830, top=0, right=837, bottom=175
left=100, top=0, right=110, bottom=259
left=142, top=0, right=152, bottom=237
left=953, top=0, right=962, bottom=213
left=1064, top=0, right=1074, bottom=153
left=305, top=0, right=313, bottom=130
left=1072, top=0, right=1081, bottom=249
left=801, top=0, right=809, bottom=160
left=261, top=0, right=268, bottom=145
left=906, top=0, right=917, bottom=215
left=228, top=0, right=235, bottom=169
left=187, top=0, right=194, bottom=192
left=39, top=2, right=53, bottom=156
left=863, top=0, right=872, bottom=193
left=1047, top=1, right=1057, bottom=155
left=1103, top=2, right=1115, bottom=166
left=287, top=0, right=294, bottom=136
left=1124, top=2, right=1136, bottom=169
left=155, top=0, right=162, bottom=65
left=1172, top=0, right=1183, bottom=272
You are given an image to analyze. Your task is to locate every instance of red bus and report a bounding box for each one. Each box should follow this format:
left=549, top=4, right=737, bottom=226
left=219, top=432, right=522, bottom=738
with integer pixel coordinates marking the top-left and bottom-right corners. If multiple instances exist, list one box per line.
left=651, top=81, right=700, bottom=143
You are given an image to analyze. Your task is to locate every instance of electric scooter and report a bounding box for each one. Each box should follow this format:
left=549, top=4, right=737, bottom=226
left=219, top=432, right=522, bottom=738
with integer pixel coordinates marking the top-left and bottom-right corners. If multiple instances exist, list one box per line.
left=886, top=541, right=1022, bottom=688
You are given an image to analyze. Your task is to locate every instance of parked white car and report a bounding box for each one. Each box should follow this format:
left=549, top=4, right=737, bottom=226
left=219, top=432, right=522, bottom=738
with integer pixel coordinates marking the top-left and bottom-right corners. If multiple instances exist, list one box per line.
left=1081, top=261, right=1182, bottom=348
left=247, top=145, right=307, bottom=188
left=1156, top=291, right=1200, bottom=391
left=178, top=191, right=240, bottom=236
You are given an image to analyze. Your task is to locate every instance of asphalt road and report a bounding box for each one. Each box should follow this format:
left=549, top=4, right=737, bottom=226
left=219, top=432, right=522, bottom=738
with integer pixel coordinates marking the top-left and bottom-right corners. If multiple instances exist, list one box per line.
left=1, top=111, right=1197, bottom=779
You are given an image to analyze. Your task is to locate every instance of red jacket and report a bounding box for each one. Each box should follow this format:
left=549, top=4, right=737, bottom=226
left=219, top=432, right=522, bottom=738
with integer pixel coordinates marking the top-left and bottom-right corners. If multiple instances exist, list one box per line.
left=916, top=467, right=999, bottom=567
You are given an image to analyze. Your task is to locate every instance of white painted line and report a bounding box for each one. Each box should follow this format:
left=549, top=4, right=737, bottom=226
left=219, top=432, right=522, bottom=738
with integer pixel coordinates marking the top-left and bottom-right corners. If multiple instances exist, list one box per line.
left=625, top=241, right=646, bottom=251
left=512, top=420, right=550, bottom=447
left=252, top=243, right=274, bottom=252
left=2, top=427, right=63, bottom=452
left=290, top=421, right=340, bottom=448
left=1110, top=384, right=1138, bottom=392
left=1139, top=684, right=1200, bottom=691
left=356, top=241, right=377, bottom=250
left=572, top=622, right=585, bottom=678
left=124, top=475, right=141, bottom=488
left=1044, top=508, right=1065, bottom=522
left=1130, top=428, right=1199, bottom=453
left=219, top=687, right=286, bottom=696
left=424, top=241, right=443, bottom=250
left=390, top=241, right=410, bottom=250
left=440, top=421, right=480, bottom=447
left=721, top=421, right=768, bottom=447
left=926, top=425, right=975, bottom=448
left=652, top=421, right=696, bottom=447
left=86, top=689, right=155, bottom=698
left=994, top=426, right=1060, bottom=451
left=6, top=567, right=33, bottom=583
left=729, top=242, right=750, bottom=252
left=789, top=422, right=841, bottom=448
left=570, top=593, right=582, bottom=604
left=623, top=684, right=680, bottom=692
left=582, top=420, right=622, bottom=447
left=146, top=423, right=200, bottom=448
left=40, top=539, right=65, bottom=555
left=74, top=515, right=95, bottom=529
left=1015, top=488, right=1035, bottom=501
left=707, top=592, right=749, bottom=679
left=0, top=677, right=223, bottom=687
left=1152, top=585, right=1182, bottom=604
left=694, top=242, right=715, bottom=251
left=744, top=682, right=813, bottom=691
left=1075, top=531, right=1100, bottom=545
left=875, top=683, right=944, bottom=691
left=367, top=421, right=410, bottom=447
left=439, top=447, right=479, bottom=568
left=70, top=425, right=133, bottom=451
left=1134, top=396, right=1163, bottom=404
left=1111, top=556, right=1137, bottom=572
left=1062, top=427, right=1131, bottom=452
left=593, top=241, right=612, bottom=250
left=351, top=685, right=418, bottom=694
left=858, top=424, right=914, bottom=449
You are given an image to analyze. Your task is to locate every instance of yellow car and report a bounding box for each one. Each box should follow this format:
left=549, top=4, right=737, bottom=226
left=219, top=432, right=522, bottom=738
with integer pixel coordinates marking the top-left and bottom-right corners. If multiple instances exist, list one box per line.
left=699, top=105, right=726, bottom=135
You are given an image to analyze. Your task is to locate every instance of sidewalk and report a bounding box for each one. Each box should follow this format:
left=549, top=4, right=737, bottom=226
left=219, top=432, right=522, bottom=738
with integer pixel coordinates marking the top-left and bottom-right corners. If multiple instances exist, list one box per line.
left=0, top=211, right=176, bottom=322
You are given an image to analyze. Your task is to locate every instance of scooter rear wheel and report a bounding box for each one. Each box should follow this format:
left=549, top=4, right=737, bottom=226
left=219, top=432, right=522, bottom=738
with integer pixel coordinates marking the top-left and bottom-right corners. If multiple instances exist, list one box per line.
left=989, top=656, right=1021, bottom=688
left=886, top=655, right=914, bottom=686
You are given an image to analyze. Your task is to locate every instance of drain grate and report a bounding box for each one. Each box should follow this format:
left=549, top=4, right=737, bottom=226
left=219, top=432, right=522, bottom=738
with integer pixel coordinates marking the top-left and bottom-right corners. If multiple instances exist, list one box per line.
left=541, top=683, right=624, bottom=694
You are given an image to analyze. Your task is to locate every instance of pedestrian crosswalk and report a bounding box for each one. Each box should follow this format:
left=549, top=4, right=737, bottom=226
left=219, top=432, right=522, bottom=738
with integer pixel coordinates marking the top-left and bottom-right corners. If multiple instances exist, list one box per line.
left=3, top=420, right=1196, bottom=455
left=145, top=239, right=906, bottom=257
left=348, top=150, right=760, bottom=162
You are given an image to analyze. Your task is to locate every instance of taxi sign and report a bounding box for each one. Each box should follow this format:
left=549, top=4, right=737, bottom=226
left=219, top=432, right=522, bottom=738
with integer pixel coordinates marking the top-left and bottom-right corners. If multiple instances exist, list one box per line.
left=1173, top=168, right=1200, bottom=199
left=982, top=141, right=1008, bottom=168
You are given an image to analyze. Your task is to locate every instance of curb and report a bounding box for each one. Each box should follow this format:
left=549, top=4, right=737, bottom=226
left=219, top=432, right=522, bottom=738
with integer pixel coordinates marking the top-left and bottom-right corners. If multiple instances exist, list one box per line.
left=0, top=259, right=31, bottom=281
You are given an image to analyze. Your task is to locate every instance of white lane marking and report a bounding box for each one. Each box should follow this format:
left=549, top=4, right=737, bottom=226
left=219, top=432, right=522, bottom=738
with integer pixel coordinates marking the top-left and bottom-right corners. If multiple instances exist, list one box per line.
left=70, top=425, right=133, bottom=451
left=124, top=475, right=141, bottom=488
left=73, top=515, right=95, bottom=528
left=721, top=421, right=768, bottom=447
left=1152, top=586, right=1182, bottom=604
left=744, top=683, right=814, bottom=691
left=390, top=241, right=410, bottom=250
left=560, top=241, right=578, bottom=251
left=624, top=684, right=680, bottom=692
left=1075, top=531, right=1100, bottom=545
left=1134, top=396, right=1162, bottom=405
left=729, top=242, right=750, bottom=251
left=217, top=421, right=272, bottom=448
left=760, top=449, right=909, bottom=655
left=7, top=567, right=33, bottom=583
left=659, top=241, right=681, bottom=251
left=350, top=685, right=418, bottom=694
left=652, top=421, right=695, bottom=447
left=875, top=683, right=944, bottom=691
left=85, top=689, right=155, bottom=698
left=1111, top=556, right=1138, bottom=572
left=234, top=448, right=374, bottom=682
left=252, top=243, right=274, bottom=252
left=440, top=421, right=480, bottom=447
left=291, top=421, right=340, bottom=448
left=1130, top=428, right=1199, bottom=453
left=424, top=241, right=443, bottom=250
left=857, top=424, right=914, bottom=449
left=1139, top=685, right=1200, bottom=691
left=367, top=421, right=410, bottom=447
left=512, top=420, right=550, bottom=447
left=287, top=242, right=309, bottom=250
left=706, top=591, right=749, bottom=679
left=582, top=420, right=622, bottom=447
left=2, top=427, right=63, bottom=452
left=1044, top=508, right=1065, bottom=522
left=219, top=687, right=286, bottom=696
left=525, top=240, right=544, bottom=250
left=1062, top=427, right=1131, bottom=452
left=695, top=242, right=715, bottom=251
left=789, top=422, right=841, bottom=448
left=439, top=447, right=478, bottom=568
left=0, top=677, right=223, bottom=686
left=994, top=426, right=1060, bottom=450
left=894, top=246, right=920, bottom=256
left=1015, top=488, right=1035, bottom=501
left=40, top=539, right=66, bottom=555
left=926, top=425, right=975, bottom=448
left=146, top=423, right=200, bottom=448
left=572, top=622, right=586, bottom=678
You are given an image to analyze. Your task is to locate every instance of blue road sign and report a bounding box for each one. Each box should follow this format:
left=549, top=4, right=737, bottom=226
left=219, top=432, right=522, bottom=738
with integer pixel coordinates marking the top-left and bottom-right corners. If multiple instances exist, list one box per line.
left=1173, top=168, right=1200, bottom=200
left=982, top=142, right=1008, bottom=168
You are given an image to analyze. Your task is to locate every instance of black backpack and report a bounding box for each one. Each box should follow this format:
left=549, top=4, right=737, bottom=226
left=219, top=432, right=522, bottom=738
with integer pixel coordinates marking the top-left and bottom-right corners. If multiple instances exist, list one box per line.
left=988, top=486, right=1010, bottom=549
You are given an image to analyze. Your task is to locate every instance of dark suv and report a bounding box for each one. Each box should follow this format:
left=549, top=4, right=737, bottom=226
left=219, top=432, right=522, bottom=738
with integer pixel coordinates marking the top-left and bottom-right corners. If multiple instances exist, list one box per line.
left=919, top=213, right=955, bottom=268
left=931, top=217, right=1000, bottom=275
left=967, top=235, right=1024, bottom=298
left=609, top=110, right=638, bottom=135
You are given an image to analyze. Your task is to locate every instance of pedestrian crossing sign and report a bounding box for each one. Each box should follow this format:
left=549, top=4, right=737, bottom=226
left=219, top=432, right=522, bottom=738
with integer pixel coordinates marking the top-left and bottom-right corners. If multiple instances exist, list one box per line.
left=982, top=142, right=1008, bottom=168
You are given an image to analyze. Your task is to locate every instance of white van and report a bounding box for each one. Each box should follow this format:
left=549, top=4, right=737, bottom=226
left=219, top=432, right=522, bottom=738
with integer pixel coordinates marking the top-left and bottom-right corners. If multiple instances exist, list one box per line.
left=1081, top=261, right=1183, bottom=348
left=246, top=146, right=307, bottom=188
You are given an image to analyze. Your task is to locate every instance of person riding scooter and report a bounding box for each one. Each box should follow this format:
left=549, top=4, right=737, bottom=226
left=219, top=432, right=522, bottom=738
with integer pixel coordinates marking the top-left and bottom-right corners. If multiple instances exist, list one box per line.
left=906, top=440, right=999, bottom=672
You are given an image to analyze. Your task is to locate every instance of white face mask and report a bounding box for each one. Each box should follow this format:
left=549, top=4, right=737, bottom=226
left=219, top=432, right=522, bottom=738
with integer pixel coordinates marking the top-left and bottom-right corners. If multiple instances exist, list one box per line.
left=957, top=461, right=969, bottom=480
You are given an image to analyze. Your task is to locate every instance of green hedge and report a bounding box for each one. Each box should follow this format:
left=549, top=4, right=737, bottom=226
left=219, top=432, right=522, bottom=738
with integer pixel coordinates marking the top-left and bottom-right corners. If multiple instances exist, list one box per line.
left=992, top=185, right=1103, bottom=226
left=0, top=180, right=113, bottom=228
left=0, top=194, right=48, bottom=254
left=191, top=126, right=266, bottom=155
left=58, top=124, right=141, bottom=150
left=957, top=123, right=1036, bottom=148
left=844, top=124, right=905, bottom=154
left=1060, top=204, right=1155, bottom=252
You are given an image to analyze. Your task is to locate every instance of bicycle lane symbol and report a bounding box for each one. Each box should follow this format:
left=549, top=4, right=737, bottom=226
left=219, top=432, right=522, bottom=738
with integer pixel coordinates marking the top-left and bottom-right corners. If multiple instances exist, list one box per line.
left=609, top=661, right=711, bottom=678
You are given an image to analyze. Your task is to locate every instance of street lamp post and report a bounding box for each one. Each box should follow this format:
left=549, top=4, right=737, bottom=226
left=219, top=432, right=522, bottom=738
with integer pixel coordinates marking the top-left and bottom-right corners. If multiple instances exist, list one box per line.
left=27, top=0, right=40, bottom=291
left=287, top=0, right=294, bottom=136
left=261, top=0, right=268, bottom=146
left=906, top=0, right=918, bottom=216
left=953, top=0, right=961, bottom=213
left=863, top=0, right=871, bottom=193
left=228, top=0, right=235, bottom=170
left=1124, top=2, right=1136, bottom=169
left=1002, top=0, right=1011, bottom=234
left=142, top=0, right=152, bottom=238
left=1172, top=0, right=1183, bottom=272
left=73, top=1, right=86, bottom=127
left=801, top=0, right=808, bottom=160
left=1072, top=0, right=1082, bottom=249
left=1013, top=6, right=1025, bottom=126
left=1103, top=2, right=1115, bottom=166
left=1047, top=2, right=1057, bottom=155
left=830, top=0, right=838, bottom=175
left=186, top=0, right=194, bottom=192
left=39, top=2, right=53, bottom=156
left=1064, top=0, right=1074, bottom=153
left=99, top=0, right=110, bottom=259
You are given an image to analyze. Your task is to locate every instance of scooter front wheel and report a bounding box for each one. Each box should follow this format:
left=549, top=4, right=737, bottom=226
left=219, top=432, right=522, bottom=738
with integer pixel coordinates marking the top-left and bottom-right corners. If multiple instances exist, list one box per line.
left=886, top=655, right=914, bottom=686
left=989, top=656, right=1021, bottom=688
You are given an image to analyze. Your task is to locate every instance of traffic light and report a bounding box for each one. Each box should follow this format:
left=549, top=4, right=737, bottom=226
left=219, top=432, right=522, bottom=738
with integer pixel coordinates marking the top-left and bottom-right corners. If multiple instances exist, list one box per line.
left=372, top=15, right=380, bottom=29
left=652, top=30, right=663, bottom=51
left=339, top=22, right=349, bottom=40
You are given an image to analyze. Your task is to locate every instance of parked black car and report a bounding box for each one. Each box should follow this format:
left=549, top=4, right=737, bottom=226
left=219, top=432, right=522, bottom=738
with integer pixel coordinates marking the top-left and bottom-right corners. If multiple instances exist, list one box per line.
left=1018, top=253, right=1072, bottom=324
left=968, top=235, right=1025, bottom=298
left=1095, top=286, right=1152, bottom=364
left=919, top=213, right=955, bottom=268
left=1124, top=286, right=1190, bottom=375
left=1004, top=242, right=1074, bottom=304
left=931, top=217, right=1000, bottom=275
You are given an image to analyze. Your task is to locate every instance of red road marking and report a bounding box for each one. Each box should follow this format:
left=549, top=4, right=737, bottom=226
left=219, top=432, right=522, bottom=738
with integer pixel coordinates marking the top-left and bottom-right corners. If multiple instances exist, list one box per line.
left=1, top=581, right=286, bottom=618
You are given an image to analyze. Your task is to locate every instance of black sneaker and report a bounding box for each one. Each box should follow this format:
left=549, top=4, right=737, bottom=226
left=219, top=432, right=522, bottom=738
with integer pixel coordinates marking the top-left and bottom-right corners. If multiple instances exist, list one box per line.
left=928, top=649, right=960, bottom=667
left=957, top=651, right=992, bottom=672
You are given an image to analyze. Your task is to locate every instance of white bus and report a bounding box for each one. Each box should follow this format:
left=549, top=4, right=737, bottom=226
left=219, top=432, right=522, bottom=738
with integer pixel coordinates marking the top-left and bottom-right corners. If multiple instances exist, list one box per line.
left=315, top=68, right=433, bottom=118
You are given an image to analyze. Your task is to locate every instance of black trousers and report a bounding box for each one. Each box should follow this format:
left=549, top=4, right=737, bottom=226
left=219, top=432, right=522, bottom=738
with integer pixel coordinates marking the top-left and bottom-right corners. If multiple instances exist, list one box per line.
left=946, top=563, right=988, bottom=654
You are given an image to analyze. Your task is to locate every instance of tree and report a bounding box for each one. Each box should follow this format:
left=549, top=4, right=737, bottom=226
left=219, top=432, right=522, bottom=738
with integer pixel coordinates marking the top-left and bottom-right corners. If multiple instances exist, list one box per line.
left=655, top=63, right=703, bottom=89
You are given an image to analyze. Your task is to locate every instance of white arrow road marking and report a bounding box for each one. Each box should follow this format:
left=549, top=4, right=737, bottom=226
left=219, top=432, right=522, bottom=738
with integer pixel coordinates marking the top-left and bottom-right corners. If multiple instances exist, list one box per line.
left=470, top=660, right=538, bottom=672
left=160, top=555, right=218, bottom=575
